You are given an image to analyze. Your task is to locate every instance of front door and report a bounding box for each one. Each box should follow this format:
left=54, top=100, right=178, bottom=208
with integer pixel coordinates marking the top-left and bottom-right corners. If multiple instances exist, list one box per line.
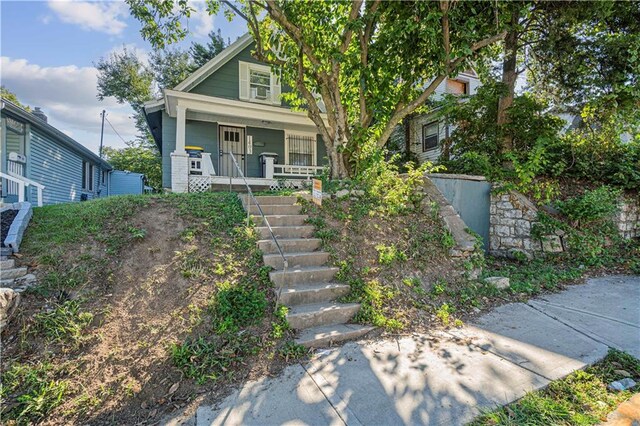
left=218, top=126, right=245, bottom=177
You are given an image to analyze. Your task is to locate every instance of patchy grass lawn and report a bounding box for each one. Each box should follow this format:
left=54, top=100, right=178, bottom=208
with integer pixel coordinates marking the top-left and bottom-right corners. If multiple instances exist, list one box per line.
left=472, top=350, right=640, bottom=425
left=0, top=192, right=304, bottom=425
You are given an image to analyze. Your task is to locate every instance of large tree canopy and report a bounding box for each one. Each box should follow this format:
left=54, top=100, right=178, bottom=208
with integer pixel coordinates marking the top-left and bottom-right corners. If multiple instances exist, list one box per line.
left=127, top=0, right=509, bottom=178
left=491, top=0, right=640, bottom=153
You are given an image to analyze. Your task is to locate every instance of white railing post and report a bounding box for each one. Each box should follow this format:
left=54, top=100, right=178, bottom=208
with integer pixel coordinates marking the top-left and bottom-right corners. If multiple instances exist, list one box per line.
left=17, top=181, right=25, bottom=202
left=37, top=187, right=43, bottom=207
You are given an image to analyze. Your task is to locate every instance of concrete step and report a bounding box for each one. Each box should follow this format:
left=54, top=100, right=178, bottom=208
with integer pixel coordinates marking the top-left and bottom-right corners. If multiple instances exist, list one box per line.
left=241, top=195, right=299, bottom=206
left=277, top=283, right=350, bottom=306
left=287, top=302, right=361, bottom=330
left=4, top=274, right=37, bottom=292
left=270, top=266, right=339, bottom=287
left=257, top=226, right=315, bottom=240
left=0, top=267, right=27, bottom=280
left=258, top=238, right=321, bottom=254
left=248, top=204, right=302, bottom=216
left=0, top=259, right=15, bottom=270
left=263, top=251, right=330, bottom=269
left=253, top=215, right=308, bottom=227
left=296, top=324, right=377, bottom=348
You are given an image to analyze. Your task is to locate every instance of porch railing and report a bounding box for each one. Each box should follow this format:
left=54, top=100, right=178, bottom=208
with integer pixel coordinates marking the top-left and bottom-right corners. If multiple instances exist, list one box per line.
left=0, top=171, right=45, bottom=207
left=228, top=152, right=290, bottom=310
left=273, top=164, right=324, bottom=178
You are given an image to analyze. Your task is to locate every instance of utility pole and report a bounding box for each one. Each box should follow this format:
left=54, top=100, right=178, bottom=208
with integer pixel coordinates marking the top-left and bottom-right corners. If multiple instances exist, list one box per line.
left=99, top=110, right=106, bottom=158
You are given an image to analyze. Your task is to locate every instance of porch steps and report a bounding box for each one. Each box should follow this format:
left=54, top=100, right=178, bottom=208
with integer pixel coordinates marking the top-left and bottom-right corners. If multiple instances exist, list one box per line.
left=252, top=215, right=309, bottom=227
left=242, top=194, right=375, bottom=348
left=263, top=252, right=330, bottom=269
left=256, top=225, right=315, bottom=239
left=0, top=258, right=37, bottom=293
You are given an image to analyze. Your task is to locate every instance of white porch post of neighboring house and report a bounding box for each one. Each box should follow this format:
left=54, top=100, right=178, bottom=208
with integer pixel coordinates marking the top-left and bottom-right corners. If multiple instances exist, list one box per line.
left=171, top=105, right=189, bottom=193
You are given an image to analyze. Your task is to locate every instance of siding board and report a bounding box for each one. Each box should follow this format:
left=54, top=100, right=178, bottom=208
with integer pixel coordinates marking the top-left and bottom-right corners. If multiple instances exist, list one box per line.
left=29, top=129, right=99, bottom=204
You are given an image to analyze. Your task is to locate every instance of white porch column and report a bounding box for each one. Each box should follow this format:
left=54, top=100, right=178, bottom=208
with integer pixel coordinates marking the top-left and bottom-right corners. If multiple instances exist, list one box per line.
left=175, top=105, right=187, bottom=152
left=264, top=157, right=275, bottom=179
left=171, top=105, right=189, bottom=193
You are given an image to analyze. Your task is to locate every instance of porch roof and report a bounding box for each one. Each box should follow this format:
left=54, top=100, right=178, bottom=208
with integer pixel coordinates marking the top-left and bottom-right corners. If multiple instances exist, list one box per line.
left=162, top=89, right=328, bottom=129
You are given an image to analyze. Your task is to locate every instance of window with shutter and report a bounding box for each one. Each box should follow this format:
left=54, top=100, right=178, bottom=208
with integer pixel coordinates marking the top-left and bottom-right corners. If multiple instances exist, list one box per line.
left=238, top=61, right=281, bottom=105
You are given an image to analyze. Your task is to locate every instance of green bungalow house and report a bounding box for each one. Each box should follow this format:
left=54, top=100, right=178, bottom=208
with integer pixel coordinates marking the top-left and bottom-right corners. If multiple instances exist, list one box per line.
left=143, top=33, right=329, bottom=193
left=1, top=100, right=147, bottom=206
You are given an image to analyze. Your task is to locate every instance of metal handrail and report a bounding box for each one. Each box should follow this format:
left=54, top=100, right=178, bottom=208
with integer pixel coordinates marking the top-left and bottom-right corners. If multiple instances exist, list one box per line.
left=227, top=152, right=289, bottom=309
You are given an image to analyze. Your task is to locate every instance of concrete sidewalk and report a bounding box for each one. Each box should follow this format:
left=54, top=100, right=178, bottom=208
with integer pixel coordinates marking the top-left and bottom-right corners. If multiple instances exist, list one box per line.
left=165, top=275, right=640, bottom=426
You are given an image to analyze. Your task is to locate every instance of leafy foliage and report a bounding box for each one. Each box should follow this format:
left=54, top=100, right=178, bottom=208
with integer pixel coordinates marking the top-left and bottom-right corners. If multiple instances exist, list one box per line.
left=439, top=81, right=640, bottom=194
left=211, top=281, right=268, bottom=334
left=126, top=0, right=511, bottom=177
left=555, top=187, right=621, bottom=227
left=1, top=85, right=30, bottom=111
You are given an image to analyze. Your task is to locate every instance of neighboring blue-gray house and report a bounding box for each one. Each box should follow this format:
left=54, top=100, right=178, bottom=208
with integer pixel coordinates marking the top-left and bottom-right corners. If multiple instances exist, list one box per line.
left=109, top=170, right=146, bottom=196
left=1, top=99, right=145, bottom=206
left=143, top=33, right=329, bottom=193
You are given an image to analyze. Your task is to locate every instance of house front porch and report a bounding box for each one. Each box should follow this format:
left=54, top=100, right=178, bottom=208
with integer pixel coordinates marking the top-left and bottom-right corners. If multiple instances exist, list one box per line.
left=148, top=89, right=329, bottom=193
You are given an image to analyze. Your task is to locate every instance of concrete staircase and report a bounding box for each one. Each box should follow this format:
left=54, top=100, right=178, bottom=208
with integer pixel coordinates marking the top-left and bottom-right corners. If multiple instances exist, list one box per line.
left=241, top=195, right=375, bottom=348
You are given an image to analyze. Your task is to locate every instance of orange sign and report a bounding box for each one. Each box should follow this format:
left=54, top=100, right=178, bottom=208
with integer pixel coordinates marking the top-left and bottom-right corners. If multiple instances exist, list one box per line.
left=312, top=179, right=322, bottom=206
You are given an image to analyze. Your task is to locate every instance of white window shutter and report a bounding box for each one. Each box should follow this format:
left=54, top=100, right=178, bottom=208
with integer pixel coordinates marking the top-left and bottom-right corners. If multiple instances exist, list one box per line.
left=271, top=71, right=281, bottom=105
left=239, top=62, right=249, bottom=100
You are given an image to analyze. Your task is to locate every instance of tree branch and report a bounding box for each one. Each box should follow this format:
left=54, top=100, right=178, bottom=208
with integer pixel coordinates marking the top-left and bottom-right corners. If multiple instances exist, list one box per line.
left=340, top=0, right=363, bottom=54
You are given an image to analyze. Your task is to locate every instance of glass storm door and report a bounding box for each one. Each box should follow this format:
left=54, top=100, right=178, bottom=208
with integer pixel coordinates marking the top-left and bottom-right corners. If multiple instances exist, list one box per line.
left=218, top=126, right=245, bottom=177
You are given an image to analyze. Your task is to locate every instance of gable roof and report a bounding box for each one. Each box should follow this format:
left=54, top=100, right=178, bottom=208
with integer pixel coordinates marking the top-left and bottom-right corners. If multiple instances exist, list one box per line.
left=173, top=32, right=254, bottom=93
left=1, top=99, right=112, bottom=170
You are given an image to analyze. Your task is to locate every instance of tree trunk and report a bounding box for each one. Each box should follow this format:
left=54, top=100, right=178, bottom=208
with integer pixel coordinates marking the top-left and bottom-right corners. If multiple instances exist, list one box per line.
left=497, top=8, right=520, bottom=154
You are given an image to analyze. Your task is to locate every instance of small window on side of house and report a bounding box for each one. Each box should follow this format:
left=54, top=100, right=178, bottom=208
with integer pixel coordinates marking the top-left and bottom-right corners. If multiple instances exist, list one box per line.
left=422, top=122, right=439, bottom=152
left=82, top=161, right=94, bottom=191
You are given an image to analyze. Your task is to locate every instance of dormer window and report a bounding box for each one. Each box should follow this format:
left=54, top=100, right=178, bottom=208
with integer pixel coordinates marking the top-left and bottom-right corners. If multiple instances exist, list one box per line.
left=239, top=61, right=281, bottom=105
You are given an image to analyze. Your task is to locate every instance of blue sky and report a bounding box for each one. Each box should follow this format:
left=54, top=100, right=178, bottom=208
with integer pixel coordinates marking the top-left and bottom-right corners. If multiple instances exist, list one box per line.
left=1, top=0, right=248, bottom=152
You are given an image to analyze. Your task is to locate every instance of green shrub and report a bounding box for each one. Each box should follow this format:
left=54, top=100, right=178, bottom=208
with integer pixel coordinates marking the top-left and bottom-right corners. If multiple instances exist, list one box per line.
left=556, top=186, right=621, bottom=226
left=355, top=142, right=442, bottom=215
left=210, top=282, right=267, bottom=333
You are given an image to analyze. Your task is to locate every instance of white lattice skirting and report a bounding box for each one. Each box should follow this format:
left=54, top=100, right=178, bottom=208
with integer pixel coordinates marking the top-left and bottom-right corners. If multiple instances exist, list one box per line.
left=188, top=176, right=212, bottom=193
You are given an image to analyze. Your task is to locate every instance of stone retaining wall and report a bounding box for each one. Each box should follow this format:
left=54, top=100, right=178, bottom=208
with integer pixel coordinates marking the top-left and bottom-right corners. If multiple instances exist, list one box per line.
left=615, top=197, right=640, bottom=240
left=489, top=190, right=640, bottom=259
left=489, top=192, right=543, bottom=259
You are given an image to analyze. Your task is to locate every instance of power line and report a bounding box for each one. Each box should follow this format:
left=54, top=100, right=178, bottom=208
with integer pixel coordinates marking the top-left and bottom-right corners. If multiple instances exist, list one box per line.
left=104, top=115, right=129, bottom=145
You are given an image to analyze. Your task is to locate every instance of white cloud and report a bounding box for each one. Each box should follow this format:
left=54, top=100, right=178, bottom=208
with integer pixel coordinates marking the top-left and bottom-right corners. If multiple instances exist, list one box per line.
left=189, top=1, right=215, bottom=38
left=1, top=56, right=138, bottom=151
left=47, top=0, right=128, bottom=35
